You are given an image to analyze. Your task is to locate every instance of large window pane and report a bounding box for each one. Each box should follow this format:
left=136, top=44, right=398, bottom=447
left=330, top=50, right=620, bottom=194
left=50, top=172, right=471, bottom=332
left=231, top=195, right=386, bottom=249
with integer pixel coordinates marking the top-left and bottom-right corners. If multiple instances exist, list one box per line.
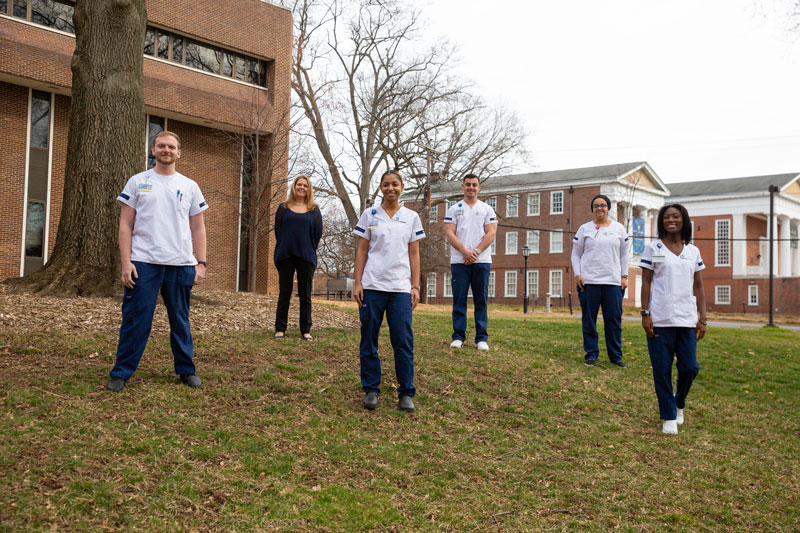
left=1, top=1, right=9, bottom=15
left=235, top=56, right=246, bottom=80
left=31, top=0, right=74, bottom=33
left=144, top=27, right=155, bottom=55
left=13, top=0, right=26, bottom=18
left=222, top=53, right=234, bottom=77
left=156, top=31, right=169, bottom=59
left=185, top=41, right=221, bottom=74
left=258, top=60, right=267, bottom=86
left=247, top=59, right=260, bottom=84
left=30, top=91, right=50, bottom=149
left=147, top=116, right=165, bottom=168
left=171, top=36, right=183, bottom=63
left=25, top=201, right=45, bottom=258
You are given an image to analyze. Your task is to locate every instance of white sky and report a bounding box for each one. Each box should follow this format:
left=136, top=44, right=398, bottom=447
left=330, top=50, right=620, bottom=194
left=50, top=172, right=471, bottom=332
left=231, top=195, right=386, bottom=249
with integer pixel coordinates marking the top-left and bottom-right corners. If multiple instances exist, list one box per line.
left=424, top=0, right=800, bottom=183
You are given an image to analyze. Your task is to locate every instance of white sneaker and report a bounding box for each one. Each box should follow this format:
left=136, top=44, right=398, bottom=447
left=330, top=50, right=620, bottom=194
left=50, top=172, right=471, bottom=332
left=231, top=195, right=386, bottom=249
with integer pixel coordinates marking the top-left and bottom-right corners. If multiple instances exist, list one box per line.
left=450, top=340, right=463, bottom=349
left=662, top=419, right=678, bottom=434
left=476, top=341, right=489, bottom=351
left=676, top=408, right=684, bottom=425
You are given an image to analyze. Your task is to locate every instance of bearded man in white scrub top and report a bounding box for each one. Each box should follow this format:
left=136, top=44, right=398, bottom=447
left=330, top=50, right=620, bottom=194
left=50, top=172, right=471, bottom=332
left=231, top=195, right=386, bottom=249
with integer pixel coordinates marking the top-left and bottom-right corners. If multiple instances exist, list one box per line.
left=443, top=173, right=498, bottom=351
left=106, top=131, right=208, bottom=392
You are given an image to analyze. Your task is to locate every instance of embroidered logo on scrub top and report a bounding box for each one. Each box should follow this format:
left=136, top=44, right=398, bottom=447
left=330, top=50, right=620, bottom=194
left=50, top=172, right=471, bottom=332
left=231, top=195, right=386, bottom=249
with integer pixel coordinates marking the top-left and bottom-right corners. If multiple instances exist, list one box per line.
left=138, top=184, right=153, bottom=192
left=455, top=202, right=464, bottom=216
left=368, top=209, right=379, bottom=228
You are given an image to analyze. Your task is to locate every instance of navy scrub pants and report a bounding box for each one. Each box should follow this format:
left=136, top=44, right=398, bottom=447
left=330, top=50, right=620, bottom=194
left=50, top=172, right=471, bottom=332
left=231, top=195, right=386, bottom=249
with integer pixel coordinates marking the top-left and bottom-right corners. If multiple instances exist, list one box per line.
left=647, top=327, right=699, bottom=420
left=110, top=261, right=196, bottom=380
left=451, top=263, right=490, bottom=343
left=578, top=283, right=623, bottom=363
left=359, top=289, right=415, bottom=398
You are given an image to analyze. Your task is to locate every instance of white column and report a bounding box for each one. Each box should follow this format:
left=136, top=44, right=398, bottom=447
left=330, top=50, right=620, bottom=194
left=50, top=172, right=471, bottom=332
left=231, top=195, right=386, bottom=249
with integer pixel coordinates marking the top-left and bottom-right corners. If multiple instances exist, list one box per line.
left=609, top=200, right=618, bottom=222
left=779, top=215, right=791, bottom=277
left=770, top=214, right=779, bottom=277
left=792, top=220, right=800, bottom=277
left=731, top=213, right=747, bottom=277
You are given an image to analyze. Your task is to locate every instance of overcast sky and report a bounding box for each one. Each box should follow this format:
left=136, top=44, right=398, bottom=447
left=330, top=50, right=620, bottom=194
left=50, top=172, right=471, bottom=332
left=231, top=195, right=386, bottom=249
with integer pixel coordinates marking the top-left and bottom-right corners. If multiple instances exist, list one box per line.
left=423, top=0, right=800, bottom=183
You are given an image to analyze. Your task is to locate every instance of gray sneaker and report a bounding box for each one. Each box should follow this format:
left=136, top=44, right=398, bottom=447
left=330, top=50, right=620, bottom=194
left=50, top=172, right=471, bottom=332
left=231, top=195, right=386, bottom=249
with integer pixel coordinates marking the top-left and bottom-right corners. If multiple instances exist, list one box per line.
left=363, top=392, right=379, bottom=410
left=398, top=395, right=415, bottom=412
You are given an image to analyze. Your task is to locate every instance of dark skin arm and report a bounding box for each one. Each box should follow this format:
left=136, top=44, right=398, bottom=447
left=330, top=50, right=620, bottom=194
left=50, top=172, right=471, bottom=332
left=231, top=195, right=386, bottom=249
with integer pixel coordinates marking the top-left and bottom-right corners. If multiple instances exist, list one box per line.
left=640, top=268, right=655, bottom=338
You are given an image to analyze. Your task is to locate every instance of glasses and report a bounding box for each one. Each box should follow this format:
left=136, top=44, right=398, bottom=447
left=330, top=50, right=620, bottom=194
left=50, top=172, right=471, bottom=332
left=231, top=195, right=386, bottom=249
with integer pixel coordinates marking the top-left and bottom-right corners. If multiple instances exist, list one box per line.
left=592, top=204, right=608, bottom=209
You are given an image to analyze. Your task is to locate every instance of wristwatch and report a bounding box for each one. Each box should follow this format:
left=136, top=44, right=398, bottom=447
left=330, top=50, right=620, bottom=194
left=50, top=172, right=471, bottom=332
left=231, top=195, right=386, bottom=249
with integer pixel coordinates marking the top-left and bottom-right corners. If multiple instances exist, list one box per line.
left=197, top=261, right=208, bottom=267
left=640, top=309, right=650, bottom=317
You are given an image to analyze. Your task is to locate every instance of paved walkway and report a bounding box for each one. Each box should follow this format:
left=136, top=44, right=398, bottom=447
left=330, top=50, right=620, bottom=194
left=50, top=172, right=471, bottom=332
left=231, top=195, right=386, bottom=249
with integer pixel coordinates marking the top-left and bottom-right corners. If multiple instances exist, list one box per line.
left=620, top=315, right=800, bottom=331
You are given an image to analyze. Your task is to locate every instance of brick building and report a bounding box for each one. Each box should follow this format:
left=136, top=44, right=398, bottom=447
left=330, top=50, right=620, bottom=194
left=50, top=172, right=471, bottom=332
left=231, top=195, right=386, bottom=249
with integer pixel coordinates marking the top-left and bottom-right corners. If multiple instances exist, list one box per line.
left=669, top=173, right=800, bottom=315
left=418, top=162, right=670, bottom=309
left=0, top=0, right=292, bottom=293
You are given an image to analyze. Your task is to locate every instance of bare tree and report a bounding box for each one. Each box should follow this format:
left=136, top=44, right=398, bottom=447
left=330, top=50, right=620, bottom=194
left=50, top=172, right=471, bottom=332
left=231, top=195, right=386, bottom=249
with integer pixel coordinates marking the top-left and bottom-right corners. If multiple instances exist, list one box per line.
left=316, top=206, right=357, bottom=277
left=7, top=0, right=146, bottom=296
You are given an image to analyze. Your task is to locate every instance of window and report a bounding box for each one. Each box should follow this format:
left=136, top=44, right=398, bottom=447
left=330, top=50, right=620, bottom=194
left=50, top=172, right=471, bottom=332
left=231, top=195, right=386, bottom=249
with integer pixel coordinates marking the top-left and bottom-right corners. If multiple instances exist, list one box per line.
left=3, top=0, right=75, bottom=33
left=527, top=230, right=539, bottom=253
left=527, top=270, right=538, bottom=298
left=427, top=272, right=437, bottom=298
left=550, top=229, right=563, bottom=254
left=715, top=219, right=730, bottom=266
left=146, top=115, right=165, bottom=168
left=506, top=195, right=519, bottom=217
left=505, top=271, right=517, bottom=297
left=24, top=90, right=51, bottom=275
left=506, top=232, right=518, bottom=255
left=446, top=199, right=457, bottom=210
left=443, top=272, right=452, bottom=297
left=527, top=193, right=540, bottom=216
left=748, top=285, right=758, bottom=306
left=429, top=205, right=437, bottom=222
left=25, top=201, right=45, bottom=257
left=141, top=26, right=270, bottom=89
left=550, top=270, right=563, bottom=297
left=715, top=285, right=731, bottom=305
left=488, top=271, right=495, bottom=297
left=490, top=240, right=496, bottom=255
left=486, top=196, right=496, bottom=210
left=550, top=191, right=564, bottom=214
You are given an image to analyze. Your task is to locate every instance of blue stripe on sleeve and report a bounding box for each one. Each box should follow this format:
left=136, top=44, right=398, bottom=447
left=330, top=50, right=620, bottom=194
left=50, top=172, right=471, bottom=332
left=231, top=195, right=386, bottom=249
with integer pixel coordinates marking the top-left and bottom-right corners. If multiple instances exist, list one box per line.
left=354, top=226, right=365, bottom=233
left=444, top=217, right=453, bottom=221
left=199, top=201, right=207, bottom=208
left=573, top=236, right=578, bottom=241
left=119, top=193, right=130, bottom=200
left=641, top=259, right=652, bottom=265
left=698, top=261, right=704, bottom=266
left=624, top=237, right=629, bottom=241
left=415, top=230, right=424, bottom=236
left=489, top=217, right=497, bottom=221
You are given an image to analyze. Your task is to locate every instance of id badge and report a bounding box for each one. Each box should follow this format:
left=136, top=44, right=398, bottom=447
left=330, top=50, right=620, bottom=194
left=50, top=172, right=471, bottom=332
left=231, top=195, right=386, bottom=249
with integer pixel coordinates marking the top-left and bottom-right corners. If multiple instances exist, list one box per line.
left=651, top=253, right=665, bottom=264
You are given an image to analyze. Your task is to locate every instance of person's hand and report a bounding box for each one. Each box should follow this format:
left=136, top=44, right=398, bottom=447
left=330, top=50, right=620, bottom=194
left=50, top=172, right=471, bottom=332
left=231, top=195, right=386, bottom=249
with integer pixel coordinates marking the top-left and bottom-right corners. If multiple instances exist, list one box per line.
left=642, top=315, right=655, bottom=338
left=575, top=275, right=585, bottom=289
left=696, top=321, right=706, bottom=341
left=121, top=261, right=137, bottom=289
left=194, top=264, right=206, bottom=285
left=621, top=276, right=629, bottom=290
left=464, top=249, right=478, bottom=265
left=354, top=283, right=364, bottom=307
left=410, top=287, right=420, bottom=310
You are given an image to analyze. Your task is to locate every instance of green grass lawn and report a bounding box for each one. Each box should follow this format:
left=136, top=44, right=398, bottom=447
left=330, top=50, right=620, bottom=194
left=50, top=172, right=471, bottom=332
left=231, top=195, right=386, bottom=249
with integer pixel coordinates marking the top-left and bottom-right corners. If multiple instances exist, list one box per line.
left=1, top=307, right=798, bottom=531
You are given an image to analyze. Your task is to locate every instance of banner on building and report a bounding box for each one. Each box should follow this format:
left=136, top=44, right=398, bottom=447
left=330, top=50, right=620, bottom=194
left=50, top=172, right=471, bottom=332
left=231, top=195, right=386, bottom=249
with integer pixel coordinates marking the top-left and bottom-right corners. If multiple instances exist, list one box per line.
left=632, top=217, right=645, bottom=255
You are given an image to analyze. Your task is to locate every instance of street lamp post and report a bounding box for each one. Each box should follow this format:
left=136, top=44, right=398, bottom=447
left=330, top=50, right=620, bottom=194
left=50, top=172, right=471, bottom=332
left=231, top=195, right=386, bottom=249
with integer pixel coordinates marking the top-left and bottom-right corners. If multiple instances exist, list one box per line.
left=522, top=245, right=530, bottom=313
left=766, top=184, right=779, bottom=328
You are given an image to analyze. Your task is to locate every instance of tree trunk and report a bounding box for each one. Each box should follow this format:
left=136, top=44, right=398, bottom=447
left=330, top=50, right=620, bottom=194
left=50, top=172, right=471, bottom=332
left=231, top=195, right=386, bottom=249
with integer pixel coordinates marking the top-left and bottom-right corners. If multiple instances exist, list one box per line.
left=7, top=0, right=146, bottom=296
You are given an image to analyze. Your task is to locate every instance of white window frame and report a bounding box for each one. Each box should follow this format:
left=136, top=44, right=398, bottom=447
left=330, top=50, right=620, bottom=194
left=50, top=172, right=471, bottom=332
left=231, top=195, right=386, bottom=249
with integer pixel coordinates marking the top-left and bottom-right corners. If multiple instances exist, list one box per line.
left=550, top=229, right=563, bottom=254
left=526, top=270, right=538, bottom=298
left=446, top=199, right=457, bottom=210
left=506, top=231, right=518, bottom=255
left=426, top=272, right=437, bottom=298
left=527, top=193, right=540, bottom=216
left=506, top=195, right=519, bottom=218
left=715, top=285, right=731, bottom=305
left=748, top=285, right=758, bottom=306
left=490, top=240, right=496, bottom=255
left=549, top=270, right=563, bottom=298
left=505, top=271, right=517, bottom=297
left=527, top=230, right=539, bottom=254
left=550, top=190, right=564, bottom=215
left=429, top=205, right=437, bottom=222
left=488, top=271, right=495, bottom=297
left=486, top=196, right=497, bottom=210
left=715, top=219, right=731, bottom=267
left=443, top=272, right=452, bottom=298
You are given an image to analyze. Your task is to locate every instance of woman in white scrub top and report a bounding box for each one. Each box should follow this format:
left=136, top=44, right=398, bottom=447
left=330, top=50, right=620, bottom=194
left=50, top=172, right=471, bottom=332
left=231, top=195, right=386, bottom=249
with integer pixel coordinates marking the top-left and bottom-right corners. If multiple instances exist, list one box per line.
left=640, top=204, right=707, bottom=435
left=353, top=170, right=425, bottom=413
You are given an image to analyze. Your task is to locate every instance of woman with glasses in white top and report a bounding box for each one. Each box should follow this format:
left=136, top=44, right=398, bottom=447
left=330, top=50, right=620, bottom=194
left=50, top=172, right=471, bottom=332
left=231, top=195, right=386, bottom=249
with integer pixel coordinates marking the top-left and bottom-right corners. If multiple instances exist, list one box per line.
left=571, top=194, right=631, bottom=368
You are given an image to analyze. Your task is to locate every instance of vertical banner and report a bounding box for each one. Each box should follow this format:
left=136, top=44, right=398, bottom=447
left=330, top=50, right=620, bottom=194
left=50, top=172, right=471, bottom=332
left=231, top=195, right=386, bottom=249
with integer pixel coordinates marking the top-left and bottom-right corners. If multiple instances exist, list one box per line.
left=632, top=217, right=645, bottom=255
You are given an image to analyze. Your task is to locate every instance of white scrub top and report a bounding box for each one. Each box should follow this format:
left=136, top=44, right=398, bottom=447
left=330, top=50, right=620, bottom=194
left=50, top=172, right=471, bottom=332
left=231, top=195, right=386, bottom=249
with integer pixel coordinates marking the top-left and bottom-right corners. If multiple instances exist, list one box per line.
left=443, top=199, right=497, bottom=264
left=353, top=206, right=426, bottom=293
left=640, top=240, right=705, bottom=328
left=571, top=220, right=631, bottom=285
left=118, top=169, right=209, bottom=266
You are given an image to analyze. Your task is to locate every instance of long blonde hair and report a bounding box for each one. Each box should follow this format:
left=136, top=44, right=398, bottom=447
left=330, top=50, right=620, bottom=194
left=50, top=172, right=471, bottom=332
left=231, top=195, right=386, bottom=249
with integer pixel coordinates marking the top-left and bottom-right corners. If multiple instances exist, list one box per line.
left=284, top=175, right=317, bottom=210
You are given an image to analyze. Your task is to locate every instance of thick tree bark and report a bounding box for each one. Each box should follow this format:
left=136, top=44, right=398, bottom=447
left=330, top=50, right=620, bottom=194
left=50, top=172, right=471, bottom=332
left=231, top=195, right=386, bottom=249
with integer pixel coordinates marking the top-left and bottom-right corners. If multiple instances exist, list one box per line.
left=8, top=0, right=147, bottom=296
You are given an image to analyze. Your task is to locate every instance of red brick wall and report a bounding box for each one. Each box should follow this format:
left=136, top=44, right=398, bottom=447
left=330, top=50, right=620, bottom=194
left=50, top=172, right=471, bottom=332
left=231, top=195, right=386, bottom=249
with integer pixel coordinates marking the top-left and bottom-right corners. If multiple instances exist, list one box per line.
left=0, top=82, right=28, bottom=280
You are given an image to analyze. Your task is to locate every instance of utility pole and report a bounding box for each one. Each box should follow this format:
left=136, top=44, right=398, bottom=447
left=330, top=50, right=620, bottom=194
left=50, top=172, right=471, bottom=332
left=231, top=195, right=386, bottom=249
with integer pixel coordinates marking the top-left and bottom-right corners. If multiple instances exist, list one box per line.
left=765, top=184, right=779, bottom=328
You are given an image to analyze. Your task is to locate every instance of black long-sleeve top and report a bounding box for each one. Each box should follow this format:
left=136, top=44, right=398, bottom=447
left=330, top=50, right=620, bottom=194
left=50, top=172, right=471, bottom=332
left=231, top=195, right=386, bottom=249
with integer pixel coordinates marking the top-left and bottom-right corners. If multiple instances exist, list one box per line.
left=273, top=204, right=323, bottom=267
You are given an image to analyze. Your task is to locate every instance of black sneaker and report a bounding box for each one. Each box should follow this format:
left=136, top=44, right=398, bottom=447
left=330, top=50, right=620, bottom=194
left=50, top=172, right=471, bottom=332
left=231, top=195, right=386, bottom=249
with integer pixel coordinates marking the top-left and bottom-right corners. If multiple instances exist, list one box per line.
left=398, top=395, right=415, bottom=412
left=363, top=392, right=378, bottom=410
left=611, top=360, right=628, bottom=368
left=106, top=378, right=127, bottom=392
left=584, top=359, right=597, bottom=367
left=180, top=374, right=202, bottom=387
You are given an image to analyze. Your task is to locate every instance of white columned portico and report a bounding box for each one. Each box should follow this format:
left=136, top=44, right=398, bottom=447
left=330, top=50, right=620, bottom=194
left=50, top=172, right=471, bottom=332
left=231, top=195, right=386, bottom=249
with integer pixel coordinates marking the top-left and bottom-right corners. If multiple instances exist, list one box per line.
left=793, top=219, right=800, bottom=277
left=779, top=215, right=791, bottom=277
left=769, top=214, right=779, bottom=277
left=609, top=200, right=618, bottom=222
left=732, top=213, right=747, bottom=277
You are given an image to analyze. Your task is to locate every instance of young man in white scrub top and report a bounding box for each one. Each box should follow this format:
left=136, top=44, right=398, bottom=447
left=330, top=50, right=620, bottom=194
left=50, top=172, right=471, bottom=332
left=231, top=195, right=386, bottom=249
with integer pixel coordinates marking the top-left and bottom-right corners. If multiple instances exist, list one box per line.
left=106, top=131, right=208, bottom=392
left=443, top=174, right=497, bottom=351
left=640, top=203, right=707, bottom=434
